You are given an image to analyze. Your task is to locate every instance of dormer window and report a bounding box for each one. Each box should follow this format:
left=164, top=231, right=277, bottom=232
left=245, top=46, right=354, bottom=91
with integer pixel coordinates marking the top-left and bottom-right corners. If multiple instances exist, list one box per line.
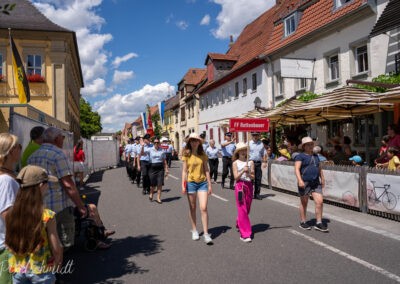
left=284, top=13, right=297, bottom=37
left=335, top=0, right=352, bottom=9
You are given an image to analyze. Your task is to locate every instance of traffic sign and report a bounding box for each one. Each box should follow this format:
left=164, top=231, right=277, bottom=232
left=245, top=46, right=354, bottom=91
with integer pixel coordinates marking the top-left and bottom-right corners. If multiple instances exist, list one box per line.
left=229, top=118, right=270, bottom=132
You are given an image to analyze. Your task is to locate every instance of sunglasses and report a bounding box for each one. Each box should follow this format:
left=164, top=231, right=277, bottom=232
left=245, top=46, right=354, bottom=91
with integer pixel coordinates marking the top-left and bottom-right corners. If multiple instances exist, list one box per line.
left=154, top=141, right=160, bottom=144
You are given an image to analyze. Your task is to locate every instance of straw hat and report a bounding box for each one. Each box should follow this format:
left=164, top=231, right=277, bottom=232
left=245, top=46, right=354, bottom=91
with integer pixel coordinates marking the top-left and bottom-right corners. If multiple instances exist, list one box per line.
left=300, top=137, right=314, bottom=149
left=188, top=133, right=202, bottom=142
left=233, top=142, right=248, bottom=157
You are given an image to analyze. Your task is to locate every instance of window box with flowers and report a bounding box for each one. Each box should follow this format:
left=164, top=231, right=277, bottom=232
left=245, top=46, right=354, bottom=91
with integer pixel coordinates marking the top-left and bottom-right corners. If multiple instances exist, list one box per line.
left=27, top=73, right=45, bottom=83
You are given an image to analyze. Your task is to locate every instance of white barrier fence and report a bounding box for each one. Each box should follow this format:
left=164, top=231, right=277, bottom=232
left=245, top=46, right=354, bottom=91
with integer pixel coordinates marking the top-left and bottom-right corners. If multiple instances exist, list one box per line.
left=265, top=160, right=400, bottom=220
left=9, top=113, right=119, bottom=175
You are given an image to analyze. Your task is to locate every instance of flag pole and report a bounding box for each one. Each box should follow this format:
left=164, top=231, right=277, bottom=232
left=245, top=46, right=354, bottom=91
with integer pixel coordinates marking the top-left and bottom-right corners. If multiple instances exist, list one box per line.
left=8, top=28, right=17, bottom=98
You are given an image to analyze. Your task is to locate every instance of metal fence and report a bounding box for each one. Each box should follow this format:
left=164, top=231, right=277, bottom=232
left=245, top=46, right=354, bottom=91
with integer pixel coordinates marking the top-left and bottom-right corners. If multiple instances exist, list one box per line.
left=263, top=160, right=400, bottom=221
left=8, top=112, right=119, bottom=176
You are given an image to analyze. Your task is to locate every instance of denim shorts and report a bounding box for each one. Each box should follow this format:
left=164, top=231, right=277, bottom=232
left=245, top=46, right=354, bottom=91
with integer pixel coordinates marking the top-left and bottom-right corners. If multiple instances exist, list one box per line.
left=187, top=181, right=208, bottom=194
left=298, top=180, right=322, bottom=197
left=13, top=272, right=55, bottom=284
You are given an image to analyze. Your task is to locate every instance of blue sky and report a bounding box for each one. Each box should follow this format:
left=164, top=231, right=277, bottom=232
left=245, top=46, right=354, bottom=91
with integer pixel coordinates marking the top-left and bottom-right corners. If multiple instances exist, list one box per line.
left=31, top=0, right=274, bottom=132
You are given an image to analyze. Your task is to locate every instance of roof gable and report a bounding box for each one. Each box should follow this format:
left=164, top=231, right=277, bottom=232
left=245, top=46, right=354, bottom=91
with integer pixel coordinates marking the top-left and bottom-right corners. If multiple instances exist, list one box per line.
left=370, top=0, right=400, bottom=37
left=0, top=0, right=71, bottom=32
left=180, top=68, right=206, bottom=86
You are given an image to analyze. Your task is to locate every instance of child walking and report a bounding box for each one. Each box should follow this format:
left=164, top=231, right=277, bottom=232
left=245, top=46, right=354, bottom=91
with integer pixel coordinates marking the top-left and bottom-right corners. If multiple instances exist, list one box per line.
left=6, top=165, right=63, bottom=284
left=232, top=142, right=255, bottom=243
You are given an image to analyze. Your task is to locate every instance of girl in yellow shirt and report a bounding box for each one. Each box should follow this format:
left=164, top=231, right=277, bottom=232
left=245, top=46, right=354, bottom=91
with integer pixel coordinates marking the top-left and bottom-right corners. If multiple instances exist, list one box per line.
left=181, top=133, right=213, bottom=245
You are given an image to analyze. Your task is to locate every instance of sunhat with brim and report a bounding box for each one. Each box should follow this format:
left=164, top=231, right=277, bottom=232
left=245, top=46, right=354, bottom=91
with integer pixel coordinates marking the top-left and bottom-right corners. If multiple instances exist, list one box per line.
left=16, top=165, right=58, bottom=188
left=188, top=133, right=202, bottom=142
left=278, top=148, right=291, bottom=159
left=233, top=142, right=248, bottom=156
left=301, top=137, right=314, bottom=148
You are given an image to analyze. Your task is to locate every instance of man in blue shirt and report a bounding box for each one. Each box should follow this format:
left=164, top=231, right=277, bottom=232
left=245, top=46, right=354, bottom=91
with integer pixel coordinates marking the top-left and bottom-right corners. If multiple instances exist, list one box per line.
left=221, top=132, right=236, bottom=189
left=200, top=133, right=209, bottom=152
left=249, top=132, right=264, bottom=200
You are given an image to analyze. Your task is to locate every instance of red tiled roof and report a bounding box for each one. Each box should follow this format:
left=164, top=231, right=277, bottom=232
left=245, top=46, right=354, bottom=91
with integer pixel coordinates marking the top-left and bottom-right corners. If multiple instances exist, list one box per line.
left=205, top=53, right=239, bottom=64
left=180, top=68, right=207, bottom=85
left=264, top=0, right=368, bottom=55
left=199, top=0, right=370, bottom=95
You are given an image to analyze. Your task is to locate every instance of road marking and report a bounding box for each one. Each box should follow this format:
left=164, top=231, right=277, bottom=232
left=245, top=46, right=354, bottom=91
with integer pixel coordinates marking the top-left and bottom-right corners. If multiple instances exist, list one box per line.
left=263, top=189, right=400, bottom=242
left=167, top=174, right=179, bottom=180
left=289, top=229, right=400, bottom=283
left=211, top=193, right=228, bottom=202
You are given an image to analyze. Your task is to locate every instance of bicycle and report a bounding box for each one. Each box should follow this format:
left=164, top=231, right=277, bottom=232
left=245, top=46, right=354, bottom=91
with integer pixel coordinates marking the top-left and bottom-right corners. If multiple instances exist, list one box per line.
left=368, top=181, right=397, bottom=210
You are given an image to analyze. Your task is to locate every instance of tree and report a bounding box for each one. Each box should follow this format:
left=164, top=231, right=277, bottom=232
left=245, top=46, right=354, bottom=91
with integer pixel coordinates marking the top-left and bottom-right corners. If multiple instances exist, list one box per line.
left=80, top=98, right=102, bottom=138
left=152, top=112, right=162, bottom=138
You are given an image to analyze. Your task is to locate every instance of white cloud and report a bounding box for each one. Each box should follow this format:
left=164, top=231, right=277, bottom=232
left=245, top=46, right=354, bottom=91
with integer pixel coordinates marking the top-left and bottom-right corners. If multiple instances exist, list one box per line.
left=176, top=20, right=189, bottom=30
left=81, top=78, right=110, bottom=97
left=211, top=0, right=274, bottom=39
left=200, top=14, right=210, bottom=26
left=95, top=82, right=175, bottom=132
left=166, top=13, right=174, bottom=24
left=112, top=70, right=134, bottom=85
left=33, top=0, right=113, bottom=97
left=112, top=53, right=138, bottom=69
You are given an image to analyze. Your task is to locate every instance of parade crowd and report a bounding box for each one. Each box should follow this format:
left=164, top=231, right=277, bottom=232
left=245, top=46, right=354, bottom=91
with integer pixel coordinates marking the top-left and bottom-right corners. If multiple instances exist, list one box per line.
left=0, top=123, right=399, bottom=283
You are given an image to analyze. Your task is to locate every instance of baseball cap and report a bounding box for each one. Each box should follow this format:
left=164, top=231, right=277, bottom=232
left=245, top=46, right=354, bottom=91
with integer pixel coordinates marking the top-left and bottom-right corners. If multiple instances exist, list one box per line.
left=16, top=165, right=58, bottom=188
left=349, top=155, right=363, bottom=163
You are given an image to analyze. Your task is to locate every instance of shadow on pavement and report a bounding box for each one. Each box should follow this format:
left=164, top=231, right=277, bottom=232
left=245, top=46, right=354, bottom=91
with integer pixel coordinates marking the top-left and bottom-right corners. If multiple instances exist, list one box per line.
left=86, top=170, right=105, bottom=184
left=208, top=225, right=231, bottom=239
left=161, top=196, right=181, bottom=203
left=252, top=223, right=270, bottom=235
left=58, top=235, right=163, bottom=284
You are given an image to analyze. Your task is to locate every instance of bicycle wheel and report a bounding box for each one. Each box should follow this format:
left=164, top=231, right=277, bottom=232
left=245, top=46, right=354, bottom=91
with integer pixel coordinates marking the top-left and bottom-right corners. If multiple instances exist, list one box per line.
left=382, top=192, right=397, bottom=210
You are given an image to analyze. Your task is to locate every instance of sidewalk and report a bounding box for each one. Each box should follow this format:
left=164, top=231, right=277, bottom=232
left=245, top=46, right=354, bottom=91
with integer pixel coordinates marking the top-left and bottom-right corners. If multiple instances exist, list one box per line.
left=261, top=187, right=400, bottom=241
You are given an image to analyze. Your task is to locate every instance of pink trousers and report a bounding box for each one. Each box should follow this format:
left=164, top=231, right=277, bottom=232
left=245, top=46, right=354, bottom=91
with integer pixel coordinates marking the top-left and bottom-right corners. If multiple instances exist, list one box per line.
left=235, top=180, right=253, bottom=238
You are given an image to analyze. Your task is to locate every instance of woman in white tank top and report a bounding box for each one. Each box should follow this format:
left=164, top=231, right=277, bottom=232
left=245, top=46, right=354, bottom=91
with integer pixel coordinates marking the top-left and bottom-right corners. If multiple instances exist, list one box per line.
left=232, top=142, right=254, bottom=243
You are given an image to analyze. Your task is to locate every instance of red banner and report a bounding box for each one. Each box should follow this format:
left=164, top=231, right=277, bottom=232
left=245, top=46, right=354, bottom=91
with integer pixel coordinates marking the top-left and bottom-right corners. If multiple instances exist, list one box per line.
left=229, top=118, right=270, bottom=132
left=146, top=105, right=155, bottom=137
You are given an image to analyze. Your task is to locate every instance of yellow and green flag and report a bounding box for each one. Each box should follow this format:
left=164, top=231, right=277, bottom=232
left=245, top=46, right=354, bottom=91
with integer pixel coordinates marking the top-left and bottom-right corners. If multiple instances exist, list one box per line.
left=10, top=35, right=30, bottom=103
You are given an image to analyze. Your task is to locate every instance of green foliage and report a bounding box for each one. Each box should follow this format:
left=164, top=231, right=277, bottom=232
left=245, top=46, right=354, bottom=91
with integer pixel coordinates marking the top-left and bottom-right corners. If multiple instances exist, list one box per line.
left=1, top=3, right=16, bottom=15
left=80, top=98, right=102, bottom=138
left=355, top=72, right=400, bottom=93
left=152, top=112, right=162, bottom=138
left=297, top=91, right=320, bottom=102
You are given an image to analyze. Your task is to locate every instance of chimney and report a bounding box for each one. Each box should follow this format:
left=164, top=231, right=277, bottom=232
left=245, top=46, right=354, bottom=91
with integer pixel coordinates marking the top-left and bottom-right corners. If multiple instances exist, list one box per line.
left=229, top=35, right=234, bottom=48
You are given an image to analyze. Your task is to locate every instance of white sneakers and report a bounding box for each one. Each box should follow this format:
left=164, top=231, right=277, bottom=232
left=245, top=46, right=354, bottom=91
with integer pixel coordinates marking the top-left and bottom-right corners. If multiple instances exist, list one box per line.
left=240, top=237, right=252, bottom=243
left=191, top=230, right=213, bottom=244
left=191, top=230, right=200, bottom=241
left=203, top=233, right=213, bottom=245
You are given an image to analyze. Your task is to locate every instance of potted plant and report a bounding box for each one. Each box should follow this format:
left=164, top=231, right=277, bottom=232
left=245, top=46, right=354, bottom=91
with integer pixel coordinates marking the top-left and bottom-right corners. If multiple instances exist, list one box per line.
left=27, top=73, right=45, bottom=83
left=0, top=74, right=5, bottom=82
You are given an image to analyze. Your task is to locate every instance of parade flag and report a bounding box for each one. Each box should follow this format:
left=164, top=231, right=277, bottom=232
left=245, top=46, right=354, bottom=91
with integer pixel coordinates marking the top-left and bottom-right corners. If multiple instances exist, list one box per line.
left=9, top=34, right=30, bottom=103
left=158, top=101, right=165, bottom=127
left=146, top=105, right=155, bottom=137
left=140, top=112, right=147, bottom=133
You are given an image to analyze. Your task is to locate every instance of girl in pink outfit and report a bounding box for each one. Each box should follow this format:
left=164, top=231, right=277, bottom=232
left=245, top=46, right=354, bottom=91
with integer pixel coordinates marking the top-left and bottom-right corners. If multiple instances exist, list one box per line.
left=232, top=142, right=255, bottom=243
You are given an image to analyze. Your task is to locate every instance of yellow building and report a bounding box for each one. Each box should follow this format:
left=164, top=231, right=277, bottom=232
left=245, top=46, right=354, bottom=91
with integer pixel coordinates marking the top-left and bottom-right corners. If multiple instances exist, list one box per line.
left=163, top=94, right=179, bottom=143
left=0, top=0, right=83, bottom=139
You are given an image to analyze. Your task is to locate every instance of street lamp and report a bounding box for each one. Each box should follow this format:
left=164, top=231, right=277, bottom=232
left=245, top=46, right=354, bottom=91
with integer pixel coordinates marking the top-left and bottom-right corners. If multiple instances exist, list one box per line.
left=253, top=97, right=262, bottom=109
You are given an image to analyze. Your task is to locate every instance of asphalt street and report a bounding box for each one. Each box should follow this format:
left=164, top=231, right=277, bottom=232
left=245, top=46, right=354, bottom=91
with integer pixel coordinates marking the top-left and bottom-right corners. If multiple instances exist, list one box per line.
left=59, top=160, right=400, bottom=284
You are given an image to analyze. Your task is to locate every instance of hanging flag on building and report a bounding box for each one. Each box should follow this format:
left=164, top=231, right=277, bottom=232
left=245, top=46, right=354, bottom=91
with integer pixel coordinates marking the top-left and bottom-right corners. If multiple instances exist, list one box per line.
left=146, top=105, right=155, bottom=137
left=158, top=101, right=165, bottom=127
left=141, top=112, right=147, bottom=133
left=9, top=34, right=30, bottom=103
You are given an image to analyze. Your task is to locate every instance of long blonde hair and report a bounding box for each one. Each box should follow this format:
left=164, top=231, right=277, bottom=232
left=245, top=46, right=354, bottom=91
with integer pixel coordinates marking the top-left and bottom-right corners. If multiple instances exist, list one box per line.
left=0, top=133, right=19, bottom=166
